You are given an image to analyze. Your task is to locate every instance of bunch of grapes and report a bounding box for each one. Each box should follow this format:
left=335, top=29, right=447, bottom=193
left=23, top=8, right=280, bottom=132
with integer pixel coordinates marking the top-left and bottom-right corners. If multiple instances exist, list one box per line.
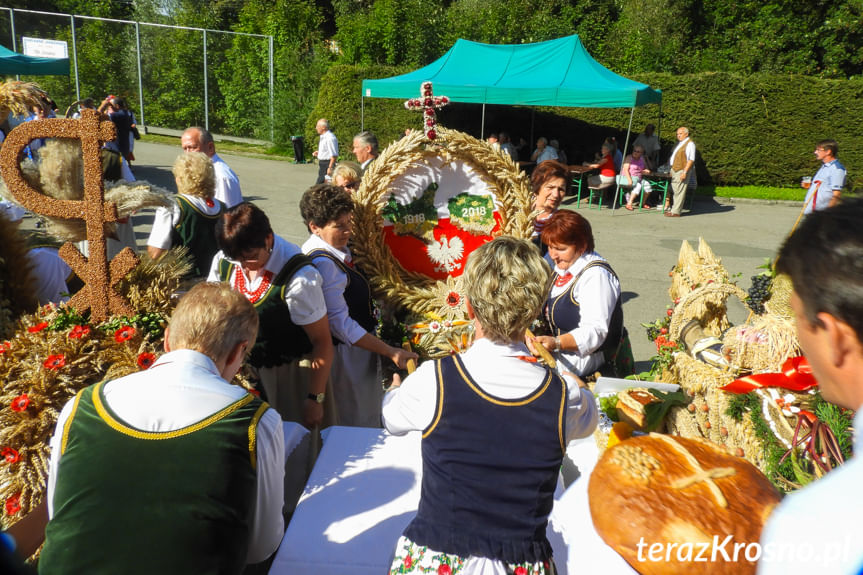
left=746, top=274, right=772, bottom=315
left=646, top=324, right=661, bottom=341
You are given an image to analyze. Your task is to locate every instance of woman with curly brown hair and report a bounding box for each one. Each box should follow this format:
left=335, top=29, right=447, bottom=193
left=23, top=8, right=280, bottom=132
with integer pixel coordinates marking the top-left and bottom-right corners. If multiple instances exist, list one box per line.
left=300, top=184, right=416, bottom=427
left=530, top=160, right=570, bottom=256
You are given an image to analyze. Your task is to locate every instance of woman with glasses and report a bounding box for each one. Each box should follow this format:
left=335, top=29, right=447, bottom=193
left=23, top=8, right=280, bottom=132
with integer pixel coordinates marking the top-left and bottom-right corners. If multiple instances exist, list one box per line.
left=300, top=184, right=417, bottom=427
left=208, top=202, right=335, bottom=430
left=332, top=161, right=362, bottom=192
left=621, top=146, right=653, bottom=211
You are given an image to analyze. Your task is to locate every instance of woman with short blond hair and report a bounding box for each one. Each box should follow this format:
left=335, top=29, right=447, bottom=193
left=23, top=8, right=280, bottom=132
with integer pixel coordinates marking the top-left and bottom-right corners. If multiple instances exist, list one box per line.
left=383, top=236, right=598, bottom=575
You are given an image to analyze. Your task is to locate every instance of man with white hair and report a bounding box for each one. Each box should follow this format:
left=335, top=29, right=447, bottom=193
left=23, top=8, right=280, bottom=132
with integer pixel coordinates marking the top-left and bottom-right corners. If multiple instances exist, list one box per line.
left=665, top=126, right=695, bottom=218
left=313, top=118, right=338, bottom=184
left=352, top=130, right=378, bottom=175
left=181, top=126, right=243, bottom=208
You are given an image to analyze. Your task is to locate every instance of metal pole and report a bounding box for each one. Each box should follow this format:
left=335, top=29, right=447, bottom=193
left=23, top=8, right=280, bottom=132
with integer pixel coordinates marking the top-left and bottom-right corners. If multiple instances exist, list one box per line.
left=361, top=95, right=365, bottom=131
left=69, top=16, right=80, bottom=101
left=480, top=103, right=485, bottom=139
left=10, top=9, right=17, bottom=81
left=268, top=35, right=274, bottom=143
left=135, top=22, right=145, bottom=128
left=611, top=106, right=636, bottom=215
left=202, top=30, right=209, bottom=130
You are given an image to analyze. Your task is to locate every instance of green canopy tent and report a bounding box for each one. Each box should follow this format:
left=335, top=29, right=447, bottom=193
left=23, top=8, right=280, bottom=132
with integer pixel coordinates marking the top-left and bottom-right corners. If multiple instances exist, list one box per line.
left=0, top=45, right=70, bottom=76
left=362, top=35, right=663, bottom=209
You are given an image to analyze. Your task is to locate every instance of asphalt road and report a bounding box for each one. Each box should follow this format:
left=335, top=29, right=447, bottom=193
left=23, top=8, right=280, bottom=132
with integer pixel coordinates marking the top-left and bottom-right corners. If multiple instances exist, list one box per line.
left=128, top=141, right=803, bottom=371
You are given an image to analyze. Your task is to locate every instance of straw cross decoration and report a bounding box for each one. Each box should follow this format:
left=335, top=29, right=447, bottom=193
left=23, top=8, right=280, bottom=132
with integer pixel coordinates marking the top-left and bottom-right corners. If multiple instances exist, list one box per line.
left=404, top=82, right=449, bottom=140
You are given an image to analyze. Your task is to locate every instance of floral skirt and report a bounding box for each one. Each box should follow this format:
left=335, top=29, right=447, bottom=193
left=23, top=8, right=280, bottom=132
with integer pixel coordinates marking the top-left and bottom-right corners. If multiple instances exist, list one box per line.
left=388, top=535, right=556, bottom=575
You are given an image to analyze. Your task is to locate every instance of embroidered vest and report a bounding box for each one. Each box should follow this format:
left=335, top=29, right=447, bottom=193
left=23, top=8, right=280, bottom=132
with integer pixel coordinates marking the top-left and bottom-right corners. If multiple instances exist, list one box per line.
left=307, top=248, right=376, bottom=343
left=671, top=138, right=693, bottom=171
left=171, top=195, right=225, bottom=277
left=219, top=255, right=314, bottom=367
left=41, top=382, right=267, bottom=575
left=546, top=260, right=623, bottom=354
left=404, top=355, right=566, bottom=563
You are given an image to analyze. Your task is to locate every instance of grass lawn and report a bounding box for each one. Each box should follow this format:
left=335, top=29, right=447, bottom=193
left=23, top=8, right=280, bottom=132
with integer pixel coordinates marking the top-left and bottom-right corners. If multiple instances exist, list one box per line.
left=695, top=185, right=806, bottom=201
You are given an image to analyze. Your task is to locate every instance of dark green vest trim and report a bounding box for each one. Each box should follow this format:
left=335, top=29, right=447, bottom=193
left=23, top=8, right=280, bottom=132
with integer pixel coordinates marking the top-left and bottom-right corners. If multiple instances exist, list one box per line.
left=41, top=382, right=264, bottom=575
left=171, top=195, right=224, bottom=277
left=218, top=254, right=315, bottom=367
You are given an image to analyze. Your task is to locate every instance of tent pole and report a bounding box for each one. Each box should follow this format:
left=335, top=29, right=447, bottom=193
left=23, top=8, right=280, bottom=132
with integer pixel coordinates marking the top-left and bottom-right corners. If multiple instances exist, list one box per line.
left=361, top=94, right=364, bottom=131
left=480, top=103, right=485, bottom=139
left=612, top=106, right=636, bottom=215
left=71, top=15, right=80, bottom=102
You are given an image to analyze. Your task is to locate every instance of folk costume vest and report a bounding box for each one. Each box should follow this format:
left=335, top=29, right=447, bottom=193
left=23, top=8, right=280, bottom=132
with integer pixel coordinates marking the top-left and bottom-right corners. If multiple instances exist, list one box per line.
left=671, top=138, right=693, bottom=171
left=546, top=260, right=623, bottom=354
left=171, top=195, right=225, bottom=277
left=40, top=382, right=267, bottom=575
left=218, top=255, right=313, bottom=368
left=307, top=248, right=376, bottom=342
left=404, top=355, right=566, bottom=563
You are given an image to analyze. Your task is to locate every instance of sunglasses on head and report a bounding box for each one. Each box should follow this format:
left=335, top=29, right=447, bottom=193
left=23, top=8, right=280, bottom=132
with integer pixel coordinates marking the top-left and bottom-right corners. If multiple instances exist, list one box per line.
left=343, top=181, right=359, bottom=190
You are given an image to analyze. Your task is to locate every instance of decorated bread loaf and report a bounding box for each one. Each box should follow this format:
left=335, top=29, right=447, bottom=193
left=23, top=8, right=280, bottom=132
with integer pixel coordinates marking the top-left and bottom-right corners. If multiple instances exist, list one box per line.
left=588, top=434, right=782, bottom=574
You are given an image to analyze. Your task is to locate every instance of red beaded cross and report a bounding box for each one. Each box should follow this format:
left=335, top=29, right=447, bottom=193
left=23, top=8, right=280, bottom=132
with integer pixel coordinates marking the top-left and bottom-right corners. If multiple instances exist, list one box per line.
left=404, top=82, right=450, bottom=140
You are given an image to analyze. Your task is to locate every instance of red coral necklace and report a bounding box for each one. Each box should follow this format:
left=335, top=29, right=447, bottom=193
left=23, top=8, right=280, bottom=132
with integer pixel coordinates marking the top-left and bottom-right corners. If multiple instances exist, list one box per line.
left=234, top=269, right=273, bottom=303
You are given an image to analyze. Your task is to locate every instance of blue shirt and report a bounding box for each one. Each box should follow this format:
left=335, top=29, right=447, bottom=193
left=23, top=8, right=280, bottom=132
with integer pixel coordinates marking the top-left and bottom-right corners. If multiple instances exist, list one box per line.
left=804, top=159, right=846, bottom=214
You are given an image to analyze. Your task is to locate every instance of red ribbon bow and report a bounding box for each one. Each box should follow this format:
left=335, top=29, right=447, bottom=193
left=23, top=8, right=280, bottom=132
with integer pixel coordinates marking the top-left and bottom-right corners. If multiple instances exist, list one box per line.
left=720, top=356, right=818, bottom=394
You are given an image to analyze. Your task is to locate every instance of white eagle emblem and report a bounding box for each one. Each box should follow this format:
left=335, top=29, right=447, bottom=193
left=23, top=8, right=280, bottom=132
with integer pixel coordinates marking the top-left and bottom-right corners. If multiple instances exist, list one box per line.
left=427, top=235, right=465, bottom=273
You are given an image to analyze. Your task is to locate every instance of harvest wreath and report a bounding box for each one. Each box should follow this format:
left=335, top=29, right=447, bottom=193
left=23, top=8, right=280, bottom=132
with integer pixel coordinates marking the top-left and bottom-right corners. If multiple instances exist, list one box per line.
left=351, top=125, right=535, bottom=358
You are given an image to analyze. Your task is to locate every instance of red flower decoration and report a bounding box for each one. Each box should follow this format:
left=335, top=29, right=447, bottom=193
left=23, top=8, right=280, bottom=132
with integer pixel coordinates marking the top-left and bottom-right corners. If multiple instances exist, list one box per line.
left=68, top=325, right=91, bottom=339
left=247, top=388, right=261, bottom=397
left=0, top=341, right=9, bottom=353
left=137, top=352, right=156, bottom=370
left=427, top=129, right=437, bottom=140
left=1, top=447, right=19, bottom=464
left=446, top=291, right=461, bottom=307
left=666, top=309, right=673, bottom=317
left=403, top=555, right=413, bottom=569
left=28, top=322, right=49, bottom=333
left=114, top=325, right=136, bottom=343
left=514, top=568, right=527, bottom=575
left=437, top=565, right=452, bottom=575
left=5, top=493, right=21, bottom=515
left=44, top=354, right=66, bottom=370
left=10, top=394, right=30, bottom=412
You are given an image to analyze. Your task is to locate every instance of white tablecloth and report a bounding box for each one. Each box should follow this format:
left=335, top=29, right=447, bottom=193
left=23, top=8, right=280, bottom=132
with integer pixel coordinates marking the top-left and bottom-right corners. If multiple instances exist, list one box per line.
left=270, top=426, right=635, bottom=575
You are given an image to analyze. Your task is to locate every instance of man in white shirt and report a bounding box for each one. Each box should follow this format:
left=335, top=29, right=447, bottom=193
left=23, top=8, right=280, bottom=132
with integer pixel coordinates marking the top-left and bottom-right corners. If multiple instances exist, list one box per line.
left=665, top=126, right=695, bottom=217
left=41, top=282, right=285, bottom=572
left=181, top=126, right=243, bottom=208
left=313, top=118, right=338, bottom=184
left=531, top=136, right=559, bottom=164
left=758, top=199, right=863, bottom=575
left=352, top=130, right=378, bottom=175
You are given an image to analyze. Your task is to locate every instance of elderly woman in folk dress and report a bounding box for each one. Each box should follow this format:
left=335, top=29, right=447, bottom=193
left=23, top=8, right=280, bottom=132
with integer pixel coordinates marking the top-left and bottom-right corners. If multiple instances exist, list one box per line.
left=530, top=160, right=570, bottom=256
left=383, top=236, right=597, bottom=575
left=147, top=151, right=224, bottom=277
left=529, top=210, right=623, bottom=378
left=207, top=202, right=334, bottom=429
left=300, top=184, right=417, bottom=427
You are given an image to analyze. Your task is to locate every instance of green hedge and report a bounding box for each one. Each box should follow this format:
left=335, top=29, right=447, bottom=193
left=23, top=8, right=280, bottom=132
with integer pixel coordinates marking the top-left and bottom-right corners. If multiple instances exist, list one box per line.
left=307, top=66, right=861, bottom=190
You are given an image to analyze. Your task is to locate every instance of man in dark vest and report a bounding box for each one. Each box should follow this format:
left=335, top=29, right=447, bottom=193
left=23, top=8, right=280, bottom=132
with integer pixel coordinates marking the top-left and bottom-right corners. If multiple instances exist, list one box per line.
left=41, top=282, right=286, bottom=574
left=665, top=126, right=695, bottom=218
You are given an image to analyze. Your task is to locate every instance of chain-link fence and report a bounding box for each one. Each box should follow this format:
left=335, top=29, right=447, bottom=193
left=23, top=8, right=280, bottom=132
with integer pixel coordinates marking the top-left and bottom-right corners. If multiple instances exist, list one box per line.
left=0, top=8, right=273, bottom=143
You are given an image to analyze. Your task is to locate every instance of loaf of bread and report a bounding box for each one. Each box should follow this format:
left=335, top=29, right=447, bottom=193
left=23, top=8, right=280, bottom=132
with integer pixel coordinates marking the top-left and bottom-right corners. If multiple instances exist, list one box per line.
left=588, top=434, right=782, bottom=575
